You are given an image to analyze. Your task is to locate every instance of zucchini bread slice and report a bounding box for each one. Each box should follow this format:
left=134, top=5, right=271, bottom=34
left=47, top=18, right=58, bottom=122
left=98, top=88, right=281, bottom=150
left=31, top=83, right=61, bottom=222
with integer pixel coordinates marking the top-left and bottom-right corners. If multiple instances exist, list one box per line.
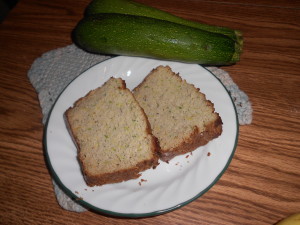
left=65, top=77, right=159, bottom=186
left=133, top=66, right=222, bottom=162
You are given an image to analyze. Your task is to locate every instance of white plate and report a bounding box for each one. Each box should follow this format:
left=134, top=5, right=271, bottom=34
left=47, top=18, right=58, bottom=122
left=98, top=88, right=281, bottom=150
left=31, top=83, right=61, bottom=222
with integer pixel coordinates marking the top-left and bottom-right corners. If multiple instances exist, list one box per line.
left=44, top=56, right=238, bottom=217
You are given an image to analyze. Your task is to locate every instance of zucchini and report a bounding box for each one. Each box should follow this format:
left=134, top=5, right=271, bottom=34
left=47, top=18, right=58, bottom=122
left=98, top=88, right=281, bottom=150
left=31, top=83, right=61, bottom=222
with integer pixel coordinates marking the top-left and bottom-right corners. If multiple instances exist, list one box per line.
left=85, top=0, right=242, bottom=45
left=73, top=13, right=241, bottom=65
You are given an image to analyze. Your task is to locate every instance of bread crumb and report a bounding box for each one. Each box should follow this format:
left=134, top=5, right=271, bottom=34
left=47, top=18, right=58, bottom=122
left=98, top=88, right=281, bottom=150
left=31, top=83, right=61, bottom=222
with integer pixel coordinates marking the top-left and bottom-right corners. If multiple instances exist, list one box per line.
left=75, top=191, right=79, bottom=194
left=138, top=178, right=148, bottom=186
left=185, top=155, right=189, bottom=158
left=207, top=152, right=211, bottom=156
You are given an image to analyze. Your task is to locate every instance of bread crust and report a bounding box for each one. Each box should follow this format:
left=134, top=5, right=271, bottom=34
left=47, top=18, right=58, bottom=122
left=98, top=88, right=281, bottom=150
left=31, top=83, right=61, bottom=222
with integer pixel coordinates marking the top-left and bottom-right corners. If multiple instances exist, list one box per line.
left=81, top=151, right=159, bottom=186
left=65, top=77, right=159, bottom=186
left=159, top=116, right=222, bottom=162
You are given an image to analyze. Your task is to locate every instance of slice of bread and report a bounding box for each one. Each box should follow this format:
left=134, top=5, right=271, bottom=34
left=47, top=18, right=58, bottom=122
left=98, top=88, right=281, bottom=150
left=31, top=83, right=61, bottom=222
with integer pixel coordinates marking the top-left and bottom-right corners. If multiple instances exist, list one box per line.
left=133, top=66, right=222, bottom=162
left=65, top=77, right=159, bottom=186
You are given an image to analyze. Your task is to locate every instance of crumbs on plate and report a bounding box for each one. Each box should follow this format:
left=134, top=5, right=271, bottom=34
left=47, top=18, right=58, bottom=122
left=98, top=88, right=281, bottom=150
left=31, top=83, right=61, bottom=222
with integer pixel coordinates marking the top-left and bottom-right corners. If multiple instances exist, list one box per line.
left=138, top=179, right=148, bottom=186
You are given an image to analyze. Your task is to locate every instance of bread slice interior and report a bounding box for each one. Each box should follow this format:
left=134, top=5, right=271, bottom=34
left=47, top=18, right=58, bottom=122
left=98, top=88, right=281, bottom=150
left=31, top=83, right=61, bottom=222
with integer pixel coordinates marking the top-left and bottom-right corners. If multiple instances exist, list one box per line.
left=133, top=66, right=222, bottom=161
left=65, top=77, right=159, bottom=186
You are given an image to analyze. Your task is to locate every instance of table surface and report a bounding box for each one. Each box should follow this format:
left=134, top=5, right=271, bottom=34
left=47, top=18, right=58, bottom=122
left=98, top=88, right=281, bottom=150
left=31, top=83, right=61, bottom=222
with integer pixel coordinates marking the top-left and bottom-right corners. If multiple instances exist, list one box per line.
left=1, top=0, right=299, bottom=224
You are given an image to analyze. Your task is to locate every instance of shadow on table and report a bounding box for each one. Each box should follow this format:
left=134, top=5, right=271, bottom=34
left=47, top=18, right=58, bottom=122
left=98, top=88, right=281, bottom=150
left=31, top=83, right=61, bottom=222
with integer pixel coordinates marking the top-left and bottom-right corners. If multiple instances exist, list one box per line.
left=0, top=0, right=19, bottom=22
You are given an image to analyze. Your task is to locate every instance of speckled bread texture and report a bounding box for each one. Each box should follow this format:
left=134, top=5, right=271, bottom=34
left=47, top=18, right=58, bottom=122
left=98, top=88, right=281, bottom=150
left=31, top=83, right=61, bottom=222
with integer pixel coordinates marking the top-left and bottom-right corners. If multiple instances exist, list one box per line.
left=65, top=77, right=159, bottom=186
left=133, top=66, right=222, bottom=162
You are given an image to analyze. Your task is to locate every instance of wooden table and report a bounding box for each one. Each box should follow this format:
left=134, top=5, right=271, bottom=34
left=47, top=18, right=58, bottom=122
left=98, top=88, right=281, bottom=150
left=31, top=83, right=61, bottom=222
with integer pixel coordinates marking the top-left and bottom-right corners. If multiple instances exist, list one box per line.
left=1, top=0, right=299, bottom=224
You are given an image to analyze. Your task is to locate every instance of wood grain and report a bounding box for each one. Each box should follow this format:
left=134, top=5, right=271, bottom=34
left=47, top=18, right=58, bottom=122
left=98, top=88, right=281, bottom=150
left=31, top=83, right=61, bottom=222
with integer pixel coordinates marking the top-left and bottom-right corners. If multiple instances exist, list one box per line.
left=0, top=0, right=299, bottom=224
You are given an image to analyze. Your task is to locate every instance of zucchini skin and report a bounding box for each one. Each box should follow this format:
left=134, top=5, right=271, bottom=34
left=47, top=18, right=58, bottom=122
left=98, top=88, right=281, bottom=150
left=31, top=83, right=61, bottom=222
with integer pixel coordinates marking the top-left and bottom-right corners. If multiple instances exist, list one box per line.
left=73, top=14, right=240, bottom=65
left=85, top=0, right=242, bottom=45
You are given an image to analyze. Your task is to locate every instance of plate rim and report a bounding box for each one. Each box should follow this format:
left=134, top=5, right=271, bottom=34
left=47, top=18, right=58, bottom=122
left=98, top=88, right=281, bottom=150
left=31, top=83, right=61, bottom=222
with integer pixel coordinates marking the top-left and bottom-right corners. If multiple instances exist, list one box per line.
left=43, top=56, right=239, bottom=218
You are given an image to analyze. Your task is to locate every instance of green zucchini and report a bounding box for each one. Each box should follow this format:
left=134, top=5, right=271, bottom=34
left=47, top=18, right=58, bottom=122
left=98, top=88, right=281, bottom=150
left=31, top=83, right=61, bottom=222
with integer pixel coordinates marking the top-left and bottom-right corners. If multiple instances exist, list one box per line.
left=85, top=0, right=242, bottom=45
left=73, top=13, right=241, bottom=65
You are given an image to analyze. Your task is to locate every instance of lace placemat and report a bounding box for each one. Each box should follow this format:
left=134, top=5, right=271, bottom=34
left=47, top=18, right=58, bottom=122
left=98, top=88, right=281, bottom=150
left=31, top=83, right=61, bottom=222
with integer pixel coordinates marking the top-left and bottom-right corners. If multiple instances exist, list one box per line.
left=28, top=44, right=252, bottom=212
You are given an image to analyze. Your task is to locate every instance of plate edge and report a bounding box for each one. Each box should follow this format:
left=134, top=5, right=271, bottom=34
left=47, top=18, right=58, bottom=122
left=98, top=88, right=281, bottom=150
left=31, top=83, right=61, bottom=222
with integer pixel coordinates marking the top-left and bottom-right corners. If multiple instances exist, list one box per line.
left=42, top=57, right=240, bottom=218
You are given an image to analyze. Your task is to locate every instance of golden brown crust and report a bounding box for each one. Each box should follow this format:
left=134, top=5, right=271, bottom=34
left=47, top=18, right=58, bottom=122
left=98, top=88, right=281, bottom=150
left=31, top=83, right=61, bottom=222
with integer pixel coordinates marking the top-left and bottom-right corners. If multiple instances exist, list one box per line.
left=82, top=157, right=158, bottom=186
left=159, top=116, right=222, bottom=162
left=79, top=127, right=160, bottom=186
